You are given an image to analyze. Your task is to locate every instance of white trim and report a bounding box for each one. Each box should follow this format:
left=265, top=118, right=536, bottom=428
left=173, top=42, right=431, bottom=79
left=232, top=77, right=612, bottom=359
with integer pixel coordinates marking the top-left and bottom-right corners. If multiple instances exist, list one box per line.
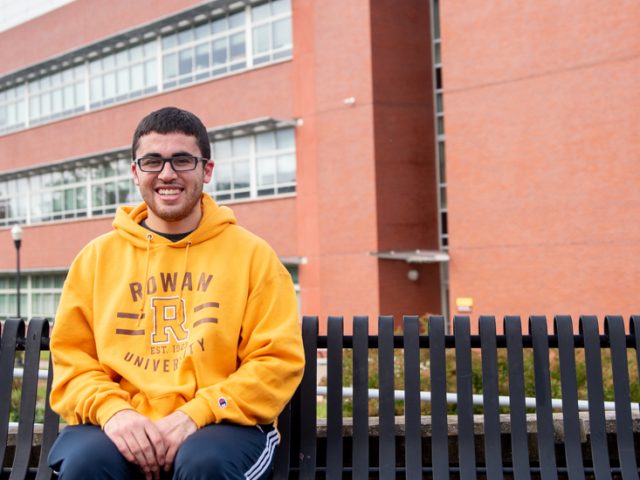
left=370, top=249, right=450, bottom=263
left=244, top=428, right=279, bottom=480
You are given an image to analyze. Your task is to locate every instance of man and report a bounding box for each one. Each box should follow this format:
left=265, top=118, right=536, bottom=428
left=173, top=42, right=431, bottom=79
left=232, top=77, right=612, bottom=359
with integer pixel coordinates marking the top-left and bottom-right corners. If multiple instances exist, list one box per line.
left=48, top=107, right=305, bottom=480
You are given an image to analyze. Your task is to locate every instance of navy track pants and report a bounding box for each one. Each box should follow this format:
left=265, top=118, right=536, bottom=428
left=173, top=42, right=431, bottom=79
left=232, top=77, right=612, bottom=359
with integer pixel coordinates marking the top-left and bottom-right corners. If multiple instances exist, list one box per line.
left=48, top=422, right=279, bottom=479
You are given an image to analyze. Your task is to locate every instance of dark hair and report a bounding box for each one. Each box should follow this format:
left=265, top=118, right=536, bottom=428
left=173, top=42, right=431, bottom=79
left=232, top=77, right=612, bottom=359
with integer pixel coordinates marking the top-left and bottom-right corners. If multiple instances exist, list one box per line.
left=131, top=107, right=211, bottom=159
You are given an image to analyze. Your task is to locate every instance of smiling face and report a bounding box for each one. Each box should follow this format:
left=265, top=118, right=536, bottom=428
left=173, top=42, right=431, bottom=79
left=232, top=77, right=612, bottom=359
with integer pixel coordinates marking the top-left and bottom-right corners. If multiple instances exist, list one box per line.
left=132, top=131, right=214, bottom=233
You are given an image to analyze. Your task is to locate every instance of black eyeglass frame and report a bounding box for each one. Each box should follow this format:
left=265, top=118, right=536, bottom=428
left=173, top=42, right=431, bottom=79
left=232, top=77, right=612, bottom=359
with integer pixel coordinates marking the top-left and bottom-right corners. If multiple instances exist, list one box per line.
left=133, top=155, right=209, bottom=172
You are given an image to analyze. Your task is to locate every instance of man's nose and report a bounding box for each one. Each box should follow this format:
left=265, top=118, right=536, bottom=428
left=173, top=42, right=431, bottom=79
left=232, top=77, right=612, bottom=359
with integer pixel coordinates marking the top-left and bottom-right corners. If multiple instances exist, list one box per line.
left=158, top=160, right=178, bottom=179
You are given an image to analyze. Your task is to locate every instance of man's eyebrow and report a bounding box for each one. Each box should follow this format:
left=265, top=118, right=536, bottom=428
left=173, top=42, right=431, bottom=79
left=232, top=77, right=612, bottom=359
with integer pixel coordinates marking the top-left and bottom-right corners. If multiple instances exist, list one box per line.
left=139, top=151, right=194, bottom=158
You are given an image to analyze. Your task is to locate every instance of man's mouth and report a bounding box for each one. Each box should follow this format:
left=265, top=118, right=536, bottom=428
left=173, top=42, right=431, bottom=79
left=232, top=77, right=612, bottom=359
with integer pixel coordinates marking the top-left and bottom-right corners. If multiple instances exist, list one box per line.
left=156, top=187, right=182, bottom=196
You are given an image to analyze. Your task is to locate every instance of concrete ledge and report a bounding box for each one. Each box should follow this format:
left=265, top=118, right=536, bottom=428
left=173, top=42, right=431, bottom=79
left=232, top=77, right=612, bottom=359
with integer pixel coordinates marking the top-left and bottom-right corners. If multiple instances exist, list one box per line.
left=8, top=411, right=640, bottom=445
left=315, top=411, right=640, bottom=443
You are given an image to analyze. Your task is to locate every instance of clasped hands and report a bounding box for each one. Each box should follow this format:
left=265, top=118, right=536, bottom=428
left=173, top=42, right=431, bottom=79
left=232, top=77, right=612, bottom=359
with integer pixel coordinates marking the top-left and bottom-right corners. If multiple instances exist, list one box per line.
left=104, top=409, right=197, bottom=480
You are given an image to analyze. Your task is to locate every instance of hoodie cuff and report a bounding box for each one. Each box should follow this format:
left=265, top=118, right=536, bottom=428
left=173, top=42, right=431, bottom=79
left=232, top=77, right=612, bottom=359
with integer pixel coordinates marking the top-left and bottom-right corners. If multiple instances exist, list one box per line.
left=97, top=397, right=136, bottom=428
left=178, top=397, right=216, bottom=428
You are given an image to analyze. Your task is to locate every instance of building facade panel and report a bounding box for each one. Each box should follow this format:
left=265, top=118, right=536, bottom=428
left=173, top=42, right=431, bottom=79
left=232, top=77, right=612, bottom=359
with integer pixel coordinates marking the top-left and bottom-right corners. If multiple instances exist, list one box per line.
left=1, top=0, right=444, bottom=327
left=442, top=0, right=640, bottom=322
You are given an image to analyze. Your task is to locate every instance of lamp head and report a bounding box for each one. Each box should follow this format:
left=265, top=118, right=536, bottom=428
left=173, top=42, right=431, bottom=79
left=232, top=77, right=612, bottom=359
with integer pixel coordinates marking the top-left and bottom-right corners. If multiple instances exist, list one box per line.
left=11, top=224, right=22, bottom=242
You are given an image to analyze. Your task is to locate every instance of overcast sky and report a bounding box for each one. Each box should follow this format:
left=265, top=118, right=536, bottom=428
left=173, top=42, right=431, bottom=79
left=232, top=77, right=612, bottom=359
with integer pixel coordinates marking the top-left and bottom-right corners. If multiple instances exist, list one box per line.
left=0, top=0, right=74, bottom=33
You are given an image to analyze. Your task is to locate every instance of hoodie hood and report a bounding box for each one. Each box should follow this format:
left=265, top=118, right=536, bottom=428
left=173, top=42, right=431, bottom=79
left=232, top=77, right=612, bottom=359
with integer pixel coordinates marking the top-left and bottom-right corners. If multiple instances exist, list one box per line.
left=113, top=193, right=236, bottom=247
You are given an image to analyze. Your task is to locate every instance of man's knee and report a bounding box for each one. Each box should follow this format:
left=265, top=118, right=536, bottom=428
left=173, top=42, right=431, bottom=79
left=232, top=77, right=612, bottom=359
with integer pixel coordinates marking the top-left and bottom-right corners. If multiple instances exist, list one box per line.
left=173, top=424, right=278, bottom=480
left=48, top=425, right=137, bottom=479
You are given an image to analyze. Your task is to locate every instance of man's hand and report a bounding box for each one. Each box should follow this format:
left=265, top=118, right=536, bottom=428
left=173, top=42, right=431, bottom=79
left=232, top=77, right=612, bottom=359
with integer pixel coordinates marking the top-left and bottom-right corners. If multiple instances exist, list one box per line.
left=104, top=409, right=166, bottom=480
left=155, top=411, right=198, bottom=472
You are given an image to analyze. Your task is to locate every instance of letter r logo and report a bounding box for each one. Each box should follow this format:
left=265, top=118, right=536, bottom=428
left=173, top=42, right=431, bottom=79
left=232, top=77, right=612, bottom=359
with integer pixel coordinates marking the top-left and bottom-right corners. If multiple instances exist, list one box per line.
left=150, top=297, right=189, bottom=344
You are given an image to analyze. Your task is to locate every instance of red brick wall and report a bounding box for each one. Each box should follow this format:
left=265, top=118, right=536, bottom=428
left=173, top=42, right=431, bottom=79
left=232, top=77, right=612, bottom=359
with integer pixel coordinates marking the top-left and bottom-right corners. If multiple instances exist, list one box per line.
left=441, top=0, right=640, bottom=326
left=0, top=0, right=445, bottom=328
left=370, top=0, right=441, bottom=319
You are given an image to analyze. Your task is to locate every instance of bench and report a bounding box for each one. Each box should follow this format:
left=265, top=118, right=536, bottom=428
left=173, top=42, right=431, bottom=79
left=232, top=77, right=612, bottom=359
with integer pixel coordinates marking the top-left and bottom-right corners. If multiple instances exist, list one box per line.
left=2, top=315, right=640, bottom=479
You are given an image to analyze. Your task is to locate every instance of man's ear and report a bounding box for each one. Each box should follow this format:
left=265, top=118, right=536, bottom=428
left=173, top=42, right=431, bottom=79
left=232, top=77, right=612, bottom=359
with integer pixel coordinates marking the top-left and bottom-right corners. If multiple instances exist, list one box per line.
left=131, top=162, right=140, bottom=185
left=203, top=159, right=214, bottom=183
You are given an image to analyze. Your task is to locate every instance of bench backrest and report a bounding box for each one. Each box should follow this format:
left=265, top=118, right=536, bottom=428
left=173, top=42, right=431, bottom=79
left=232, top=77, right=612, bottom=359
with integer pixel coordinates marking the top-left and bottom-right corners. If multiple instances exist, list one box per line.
left=273, top=315, right=640, bottom=478
left=3, top=315, right=640, bottom=479
left=0, top=318, right=58, bottom=480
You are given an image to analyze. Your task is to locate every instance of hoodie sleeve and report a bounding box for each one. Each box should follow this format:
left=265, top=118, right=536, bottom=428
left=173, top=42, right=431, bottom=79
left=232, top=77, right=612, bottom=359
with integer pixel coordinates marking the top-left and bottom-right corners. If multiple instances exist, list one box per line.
left=49, top=244, right=133, bottom=426
left=178, top=266, right=305, bottom=428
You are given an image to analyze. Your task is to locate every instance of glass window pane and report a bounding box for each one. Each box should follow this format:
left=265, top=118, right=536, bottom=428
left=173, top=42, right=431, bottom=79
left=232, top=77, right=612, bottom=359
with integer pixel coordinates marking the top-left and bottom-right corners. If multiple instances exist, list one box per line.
left=131, top=63, right=144, bottom=92
left=89, top=59, right=102, bottom=74
left=143, top=40, right=156, bottom=56
left=178, top=28, right=193, bottom=45
left=116, top=49, right=128, bottom=66
left=52, top=191, right=63, bottom=212
left=253, top=25, right=270, bottom=55
left=278, top=153, right=296, bottom=183
left=64, top=188, right=75, bottom=210
left=215, top=163, right=232, bottom=190
left=30, top=96, right=40, bottom=119
left=63, top=85, right=74, bottom=109
left=257, top=156, right=276, bottom=187
left=162, top=32, right=177, bottom=49
left=272, top=0, right=291, bottom=15
left=234, top=160, right=250, bottom=189
left=195, top=22, right=210, bottom=39
left=75, top=83, right=85, bottom=107
left=145, top=59, right=157, bottom=89
left=212, top=39, right=228, bottom=66
left=76, top=186, right=87, bottom=209
left=163, top=53, right=178, bottom=80
left=104, top=72, right=116, bottom=99
left=230, top=33, right=245, bottom=62
left=256, top=131, right=275, bottom=151
left=212, top=17, right=227, bottom=34
left=105, top=183, right=116, bottom=205
left=276, top=129, right=294, bottom=149
left=195, top=44, right=210, bottom=72
left=117, top=68, right=130, bottom=95
left=229, top=10, right=245, bottom=28
left=214, top=139, right=232, bottom=158
left=117, top=179, right=132, bottom=203
left=273, top=18, right=291, bottom=50
left=232, top=136, right=250, bottom=156
left=252, top=3, right=270, bottom=22
left=129, top=44, right=144, bottom=60
left=179, top=49, right=193, bottom=76
left=103, top=54, right=115, bottom=70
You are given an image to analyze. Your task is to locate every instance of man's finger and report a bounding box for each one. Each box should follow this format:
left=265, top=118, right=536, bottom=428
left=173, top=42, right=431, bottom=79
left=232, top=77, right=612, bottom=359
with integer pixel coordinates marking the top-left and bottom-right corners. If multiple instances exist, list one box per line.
left=144, top=423, right=166, bottom=467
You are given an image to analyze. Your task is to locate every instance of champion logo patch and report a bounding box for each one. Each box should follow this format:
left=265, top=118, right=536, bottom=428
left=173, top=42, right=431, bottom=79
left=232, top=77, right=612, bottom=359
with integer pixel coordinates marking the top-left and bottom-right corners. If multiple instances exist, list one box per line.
left=218, top=397, right=228, bottom=408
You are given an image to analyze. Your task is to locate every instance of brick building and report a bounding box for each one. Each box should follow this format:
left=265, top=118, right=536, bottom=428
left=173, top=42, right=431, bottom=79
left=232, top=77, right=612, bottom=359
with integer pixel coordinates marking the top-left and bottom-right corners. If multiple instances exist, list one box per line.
left=1, top=0, right=637, bottom=329
left=0, top=0, right=442, bottom=329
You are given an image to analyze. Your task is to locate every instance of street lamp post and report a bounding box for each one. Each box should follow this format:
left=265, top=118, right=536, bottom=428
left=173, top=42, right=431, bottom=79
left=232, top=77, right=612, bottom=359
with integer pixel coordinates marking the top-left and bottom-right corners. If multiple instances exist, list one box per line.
left=11, top=224, right=22, bottom=318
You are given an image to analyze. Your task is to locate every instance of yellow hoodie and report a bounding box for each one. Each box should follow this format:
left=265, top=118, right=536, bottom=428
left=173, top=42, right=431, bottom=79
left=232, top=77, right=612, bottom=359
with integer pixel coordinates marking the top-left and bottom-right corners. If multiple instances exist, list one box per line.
left=50, top=194, right=305, bottom=429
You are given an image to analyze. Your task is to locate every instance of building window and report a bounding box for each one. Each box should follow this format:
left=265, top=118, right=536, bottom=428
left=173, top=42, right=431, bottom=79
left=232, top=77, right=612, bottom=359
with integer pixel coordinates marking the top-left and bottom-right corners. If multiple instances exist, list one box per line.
left=432, top=0, right=447, bottom=250
left=163, top=10, right=247, bottom=89
left=0, top=0, right=293, bottom=136
left=207, top=127, right=296, bottom=202
left=0, top=154, right=140, bottom=227
left=251, top=0, right=293, bottom=65
left=29, top=65, right=86, bottom=126
left=0, top=85, right=27, bottom=134
left=89, top=40, right=158, bottom=109
left=0, top=272, right=66, bottom=320
left=0, top=123, right=296, bottom=227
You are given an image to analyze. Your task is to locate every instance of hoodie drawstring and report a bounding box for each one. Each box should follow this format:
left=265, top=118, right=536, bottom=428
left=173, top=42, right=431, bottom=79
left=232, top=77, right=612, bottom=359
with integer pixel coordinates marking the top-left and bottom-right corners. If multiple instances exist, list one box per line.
left=179, top=241, right=192, bottom=320
left=137, top=233, right=154, bottom=325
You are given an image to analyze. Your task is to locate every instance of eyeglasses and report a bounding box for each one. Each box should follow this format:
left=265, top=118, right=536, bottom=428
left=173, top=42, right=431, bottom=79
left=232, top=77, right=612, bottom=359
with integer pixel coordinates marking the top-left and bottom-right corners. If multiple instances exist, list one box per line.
left=134, top=155, right=208, bottom=172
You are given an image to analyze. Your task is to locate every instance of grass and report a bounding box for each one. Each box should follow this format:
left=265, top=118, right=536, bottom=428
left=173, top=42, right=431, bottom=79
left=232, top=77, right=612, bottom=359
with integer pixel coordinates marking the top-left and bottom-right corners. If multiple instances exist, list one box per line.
left=316, top=345, right=640, bottom=418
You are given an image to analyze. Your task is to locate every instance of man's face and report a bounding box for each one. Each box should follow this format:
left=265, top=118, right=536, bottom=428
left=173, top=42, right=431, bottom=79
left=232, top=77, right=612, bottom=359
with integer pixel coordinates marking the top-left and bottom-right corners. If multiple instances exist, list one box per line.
left=132, top=132, right=213, bottom=233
